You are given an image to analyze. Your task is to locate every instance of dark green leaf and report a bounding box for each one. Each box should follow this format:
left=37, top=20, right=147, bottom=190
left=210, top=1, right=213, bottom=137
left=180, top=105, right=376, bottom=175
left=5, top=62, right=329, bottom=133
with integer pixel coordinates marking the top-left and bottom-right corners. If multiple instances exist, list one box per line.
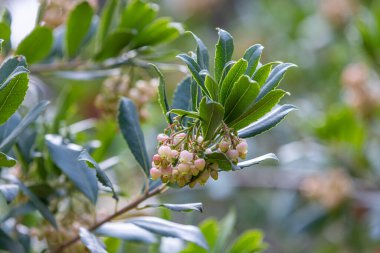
left=219, top=59, right=248, bottom=104
left=238, top=104, right=297, bottom=138
left=142, top=202, right=203, bottom=213
left=15, top=26, right=53, bottom=64
left=0, top=228, right=25, bottom=253
left=199, top=98, right=224, bottom=141
left=228, top=230, right=266, bottom=253
left=188, top=31, right=209, bottom=70
left=0, top=69, right=29, bottom=125
left=95, top=223, right=157, bottom=243
left=172, top=76, right=191, bottom=111
left=96, top=0, right=118, bottom=50
left=252, top=62, right=277, bottom=87
left=0, top=22, right=11, bottom=53
left=65, top=1, right=94, bottom=58
left=256, top=62, right=296, bottom=101
left=119, top=0, right=158, bottom=32
left=94, top=29, right=133, bottom=61
left=0, top=101, right=49, bottom=153
left=170, top=109, right=200, bottom=119
left=219, top=60, right=235, bottom=84
left=0, top=152, right=16, bottom=168
left=224, top=75, right=259, bottom=124
left=78, top=150, right=118, bottom=201
left=45, top=134, right=98, bottom=204
left=236, top=153, right=278, bottom=170
left=243, top=44, right=264, bottom=77
left=0, top=184, right=19, bottom=203
left=0, top=56, right=27, bottom=85
left=214, top=28, right=234, bottom=83
left=205, top=152, right=239, bottom=171
left=151, top=64, right=171, bottom=124
left=79, top=227, right=107, bottom=253
left=204, top=74, right=218, bottom=101
left=127, top=216, right=208, bottom=249
left=118, top=97, right=150, bottom=176
left=231, top=89, right=287, bottom=130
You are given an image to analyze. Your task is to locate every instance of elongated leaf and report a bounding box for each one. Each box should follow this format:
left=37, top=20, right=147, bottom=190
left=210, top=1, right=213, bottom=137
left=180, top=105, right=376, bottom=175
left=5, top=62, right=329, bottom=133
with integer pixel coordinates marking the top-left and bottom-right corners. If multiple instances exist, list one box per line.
left=96, top=0, right=118, bottom=50
left=228, top=230, right=266, bottom=253
left=214, top=209, right=236, bottom=253
left=6, top=175, right=57, bottom=228
left=78, top=150, right=118, bottom=201
left=224, top=75, right=259, bottom=124
left=0, top=56, right=27, bottom=85
left=204, top=74, right=218, bottom=101
left=180, top=219, right=219, bottom=253
left=243, top=44, right=264, bottom=77
left=151, top=64, right=171, bottom=124
left=0, top=69, right=29, bottom=125
left=170, top=109, right=200, bottom=119
left=95, top=223, right=157, bottom=243
left=94, top=29, right=133, bottom=61
left=127, top=216, right=208, bottom=249
left=0, top=152, right=16, bottom=168
left=219, top=59, right=248, bottom=105
left=231, top=89, right=287, bottom=130
left=0, top=23, right=10, bottom=54
left=238, top=104, right=297, bottom=138
left=15, top=26, right=53, bottom=64
left=118, top=97, right=150, bottom=176
left=191, top=79, right=199, bottom=111
left=0, top=184, right=19, bottom=203
left=214, top=28, right=234, bottom=83
left=236, top=153, right=278, bottom=170
left=256, top=63, right=296, bottom=101
left=65, top=1, right=94, bottom=58
left=119, top=0, right=158, bottom=32
left=0, top=228, right=25, bottom=253
left=142, top=202, right=203, bottom=213
left=172, top=76, right=191, bottom=110
left=79, top=227, right=107, bottom=253
left=252, top=62, right=277, bottom=86
left=219, top=60, right=235, bottom=84
left=199, top=98, right=224, bottom=141
left=188, top=31, right=209, bottom=70
left=205, top=152, right=239, bottom=171
left=0, top=101, right=49, bottom=152
left=45, top=134, right=98, bottom=204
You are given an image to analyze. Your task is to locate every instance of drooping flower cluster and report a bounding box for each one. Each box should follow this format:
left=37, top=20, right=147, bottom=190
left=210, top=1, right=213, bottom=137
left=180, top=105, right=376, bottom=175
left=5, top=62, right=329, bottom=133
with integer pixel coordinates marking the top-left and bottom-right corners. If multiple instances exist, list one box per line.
left=150, top=120, right=248, bottom=188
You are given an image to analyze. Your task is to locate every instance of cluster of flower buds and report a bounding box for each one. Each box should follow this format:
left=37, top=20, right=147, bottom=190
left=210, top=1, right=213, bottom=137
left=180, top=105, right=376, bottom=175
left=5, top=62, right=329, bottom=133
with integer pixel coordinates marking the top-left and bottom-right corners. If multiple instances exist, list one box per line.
left=150, top=121, right=249, bottom=188
left=95, top=75, right=158, bottom=120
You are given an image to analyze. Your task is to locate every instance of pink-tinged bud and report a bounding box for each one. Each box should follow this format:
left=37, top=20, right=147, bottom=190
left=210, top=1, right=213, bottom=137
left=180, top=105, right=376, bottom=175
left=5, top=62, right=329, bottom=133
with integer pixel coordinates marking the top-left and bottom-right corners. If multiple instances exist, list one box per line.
left=161, top=166, right=173, bottom=176
left=197, top=136, right=204, bottom=143
left=236, top=141, right=248, bottom=155
left=157, top=134, right=169, bottom=143
left=158, top=145, right=172, bottom=159
left=178, top=163, right=190, bottom=174
left=179, top=150, right=193, bottom=163
left=172, top=169, right=179, bottom=179
left=219, top=140, right=230, bottom=153
left=210, top=170, right=218, bottom=180
left=171, top=150, right=179, bottom=159
left=153, top=154, right=161, bottom=165
left=173, top=133, right=186, bottom=146
left=150, top=167, right=161, bottom=180
left=189, top=180, right=197, bottom=188
left=190, top=165, right=199, bottom=176
left=226, top=149, right=239, bottom=160
left=194, top=159, right=206, bottom=171
left=205, top=148, right=212, bottom=154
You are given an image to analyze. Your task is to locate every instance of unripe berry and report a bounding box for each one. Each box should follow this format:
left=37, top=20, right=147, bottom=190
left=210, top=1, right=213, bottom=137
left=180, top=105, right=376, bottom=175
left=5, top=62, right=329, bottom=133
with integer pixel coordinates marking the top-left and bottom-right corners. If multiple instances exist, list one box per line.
left=210, top=170, right=218, bottom=180
left=194, top=159, right=206, bottom=171
left=150, top=167, right=161, bottom=180
left=209, top=163, right=219, bottom=171
left=178, top=163, right=190, bottom=174
left=179, top=150, right=193, bottom=163
left=157, top=133, right=169, bottom=143
left=177, top=177, right=187, bottom=187
left=226, top=149, right=239, bottom=161
left=153, top=154, right=161, bottom=165
left=158, top=145, right=172, bottom=159
left=199, top=170, right=210, bottom=185
left=190, top=165, right=199, bottom=176
left=189, top=180, right=197, bottom=188
left=219, top=140, right=230, bottom=153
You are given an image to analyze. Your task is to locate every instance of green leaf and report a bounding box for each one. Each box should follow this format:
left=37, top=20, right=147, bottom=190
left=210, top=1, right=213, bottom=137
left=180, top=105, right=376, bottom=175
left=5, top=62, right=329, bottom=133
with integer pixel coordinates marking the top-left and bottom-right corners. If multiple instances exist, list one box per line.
left=230, top=89, right=287, bottom=130
left=252, top=62, right=277, bottom=87
left=180, top=219, right=219, bottom=253
left=0, top=101, right=49, bottom=153
left=65, top=1, right=94, bottom=58
left=238, top=104, right=297, bottom=138
left=118, top=97, right=150, bottom=176
left=119, top=0, right=158, bottom=32
left=142, top=202, right=203, bottom=213
left=205, top=152, right=239, bottom=171
left=172, top=76, right=191, bottom=111
left=45, top=134, right=98, bottom=204
left=214, top=28, right=234, bottom=83
left=0, top=228, right=25, bottom=253
left=224, top=75, right=260, bottom=124
left=0, top=56, right=27, bottom=85
left=94, top=29, right=133, bottom=61
left=79, top=227, right=107, bottom=253
left=170, top=109, right=200, bottom=119
left=219, top=60, right=235, bottom=84
left=96, top=0, right=118, bottom=50
left=199, top=98, right=224, bottom=141
left=0, top=69, right=29, bottom=126
left=204, top=74, right=218, bottom=101
left=228, top=230, right=266, bottom=253
left=127, top=216, right=208, bottom=249
left=78, top=150, right=118, bottom=201
left=0, top=184, right=19, bottom=203
left=188, top=31, right=209, bottom=70
left=0, top=22, right=11, bottom=53
left=243, top=44, right=264, bottom=77
left=256, top=62, right=296, bottom=101
left=214, top=209, right=236, bottom=253
left=219, top=59, right=248, bottom=105
left=95, top=223, right=157, bottom=243
left=0, top=152, right=16, bottom=168
left=151, top=64, right=171, bottom=124
left=236, top=153, right=278, bottom=170
left=15, top=26, right=53, bottom=64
